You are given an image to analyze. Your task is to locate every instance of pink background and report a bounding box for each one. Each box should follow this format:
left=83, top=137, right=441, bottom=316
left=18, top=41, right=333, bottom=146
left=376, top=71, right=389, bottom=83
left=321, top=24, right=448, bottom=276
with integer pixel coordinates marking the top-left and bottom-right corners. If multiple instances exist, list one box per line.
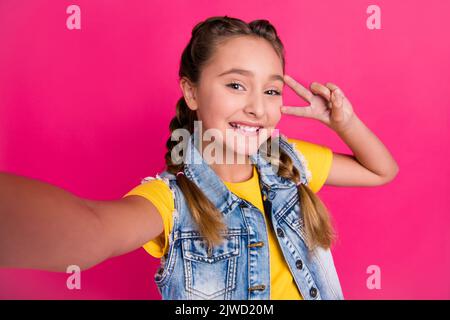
left=0, top=0, right=449, bottom=299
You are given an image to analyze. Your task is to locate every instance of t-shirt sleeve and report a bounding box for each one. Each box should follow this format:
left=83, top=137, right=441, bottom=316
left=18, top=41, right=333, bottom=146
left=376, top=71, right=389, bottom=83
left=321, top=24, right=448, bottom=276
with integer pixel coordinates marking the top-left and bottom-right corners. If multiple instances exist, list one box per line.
left=286, top=137, right=334, bottom=193
left=122, top=179, right=174, bottom=258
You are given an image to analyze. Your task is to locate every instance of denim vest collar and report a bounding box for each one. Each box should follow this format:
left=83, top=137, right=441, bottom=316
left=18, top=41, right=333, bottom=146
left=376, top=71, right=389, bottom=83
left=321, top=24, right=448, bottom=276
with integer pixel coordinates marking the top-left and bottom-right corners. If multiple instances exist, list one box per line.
left=154, top=132, right=344, bottom=300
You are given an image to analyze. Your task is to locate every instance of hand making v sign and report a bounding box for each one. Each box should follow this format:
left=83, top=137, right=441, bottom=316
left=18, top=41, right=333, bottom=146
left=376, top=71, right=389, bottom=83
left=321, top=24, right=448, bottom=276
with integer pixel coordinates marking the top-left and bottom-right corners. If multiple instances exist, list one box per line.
left=281, top=74, right=355, bottom=134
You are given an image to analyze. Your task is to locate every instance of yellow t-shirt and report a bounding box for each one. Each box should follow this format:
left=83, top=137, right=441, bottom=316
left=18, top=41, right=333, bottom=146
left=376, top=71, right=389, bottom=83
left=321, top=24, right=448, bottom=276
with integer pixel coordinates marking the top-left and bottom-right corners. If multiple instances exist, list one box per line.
left=123, top=137, right=333, bottom=300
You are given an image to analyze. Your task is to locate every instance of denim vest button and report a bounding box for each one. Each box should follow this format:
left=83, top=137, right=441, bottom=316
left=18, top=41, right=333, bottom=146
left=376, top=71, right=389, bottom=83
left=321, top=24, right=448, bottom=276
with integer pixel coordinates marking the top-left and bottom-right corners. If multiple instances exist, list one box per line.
left=310, top=287, right=318, bottom=298
left=276, top=228, right=284, bottom=238
left=248, top=241, right=264, bottom=248
left=295, top=259, right=303, bottom=270
left=248, top=284, right=266, bottom=291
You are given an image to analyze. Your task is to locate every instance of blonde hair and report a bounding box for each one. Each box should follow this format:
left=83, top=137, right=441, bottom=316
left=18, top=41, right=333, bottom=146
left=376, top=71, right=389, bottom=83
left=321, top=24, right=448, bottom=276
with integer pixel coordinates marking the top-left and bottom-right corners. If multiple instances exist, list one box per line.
left=164, top=16, right=336, bottom=250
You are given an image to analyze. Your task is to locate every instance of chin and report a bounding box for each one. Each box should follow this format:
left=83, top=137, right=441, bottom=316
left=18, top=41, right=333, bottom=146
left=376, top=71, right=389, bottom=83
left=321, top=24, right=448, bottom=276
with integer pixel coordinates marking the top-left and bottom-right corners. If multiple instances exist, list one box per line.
left=227, top=141, right=261, bottom=158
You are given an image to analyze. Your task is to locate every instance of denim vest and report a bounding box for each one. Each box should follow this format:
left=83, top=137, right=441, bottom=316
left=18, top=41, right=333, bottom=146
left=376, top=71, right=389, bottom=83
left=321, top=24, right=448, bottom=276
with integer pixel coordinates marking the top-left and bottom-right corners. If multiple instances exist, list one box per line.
left=147, top=134, right=344, bottom=300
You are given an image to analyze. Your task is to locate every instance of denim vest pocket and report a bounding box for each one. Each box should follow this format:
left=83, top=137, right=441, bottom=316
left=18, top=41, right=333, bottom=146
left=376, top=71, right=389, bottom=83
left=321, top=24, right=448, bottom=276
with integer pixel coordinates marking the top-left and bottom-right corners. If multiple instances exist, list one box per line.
left=181, top=233, right=241, bottom=299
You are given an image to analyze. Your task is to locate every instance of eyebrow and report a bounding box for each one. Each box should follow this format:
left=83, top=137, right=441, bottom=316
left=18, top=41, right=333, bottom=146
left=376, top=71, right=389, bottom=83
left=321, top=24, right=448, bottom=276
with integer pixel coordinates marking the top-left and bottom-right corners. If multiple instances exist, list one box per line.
left=218, top=68, right=284, bottom=84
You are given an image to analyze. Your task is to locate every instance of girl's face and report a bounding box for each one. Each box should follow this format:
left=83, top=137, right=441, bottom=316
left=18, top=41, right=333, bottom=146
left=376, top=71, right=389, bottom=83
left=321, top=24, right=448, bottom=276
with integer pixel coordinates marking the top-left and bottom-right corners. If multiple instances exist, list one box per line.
left=182, top=35, right=284, bottom=160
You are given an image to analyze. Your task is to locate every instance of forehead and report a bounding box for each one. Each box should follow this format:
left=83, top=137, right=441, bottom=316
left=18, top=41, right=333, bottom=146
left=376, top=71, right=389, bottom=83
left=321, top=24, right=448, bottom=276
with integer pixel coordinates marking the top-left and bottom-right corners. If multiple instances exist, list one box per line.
left=203, top=36, right=283, bottom=77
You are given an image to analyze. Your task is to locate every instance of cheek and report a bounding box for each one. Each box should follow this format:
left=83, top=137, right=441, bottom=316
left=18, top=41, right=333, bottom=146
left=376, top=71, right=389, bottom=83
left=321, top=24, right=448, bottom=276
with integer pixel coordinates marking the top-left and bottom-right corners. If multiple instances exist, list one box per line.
left=197, top=100, right=238, bottom=130
left=202, top=85, right=241, bottom=114
left=268, top=104, right=282, bottom=124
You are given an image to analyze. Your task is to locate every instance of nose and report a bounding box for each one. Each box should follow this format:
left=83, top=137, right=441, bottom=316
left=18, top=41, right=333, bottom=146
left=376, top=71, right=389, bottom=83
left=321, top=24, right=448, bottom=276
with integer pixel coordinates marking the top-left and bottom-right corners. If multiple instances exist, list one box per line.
left=243, top=92, right=266, bottom=118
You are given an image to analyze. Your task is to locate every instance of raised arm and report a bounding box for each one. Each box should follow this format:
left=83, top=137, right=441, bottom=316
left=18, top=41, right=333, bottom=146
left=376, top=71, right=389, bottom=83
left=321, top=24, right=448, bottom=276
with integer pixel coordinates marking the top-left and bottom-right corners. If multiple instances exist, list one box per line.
left=281, top=75, right=399, bottom=187
left=0, top=172, right=163, bottom=272
left=325, top=115, right=399, bottom=187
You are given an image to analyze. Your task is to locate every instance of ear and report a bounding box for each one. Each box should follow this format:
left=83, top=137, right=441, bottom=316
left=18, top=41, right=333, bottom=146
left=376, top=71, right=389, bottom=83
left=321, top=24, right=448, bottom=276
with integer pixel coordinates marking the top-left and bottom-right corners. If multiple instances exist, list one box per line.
left=179, top=77, right=198, bottom=111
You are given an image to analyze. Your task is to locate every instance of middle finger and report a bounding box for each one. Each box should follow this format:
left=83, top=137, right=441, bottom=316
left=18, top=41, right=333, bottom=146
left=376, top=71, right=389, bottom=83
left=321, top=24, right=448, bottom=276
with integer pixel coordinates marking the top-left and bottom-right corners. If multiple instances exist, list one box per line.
left=310, top=82, right=332, bottom=102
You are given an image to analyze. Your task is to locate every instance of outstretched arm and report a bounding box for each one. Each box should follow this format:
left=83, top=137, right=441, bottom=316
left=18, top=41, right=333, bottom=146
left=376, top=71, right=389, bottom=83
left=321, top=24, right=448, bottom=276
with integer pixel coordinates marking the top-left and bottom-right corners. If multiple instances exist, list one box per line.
left=0, top=172, right=163, bottom=272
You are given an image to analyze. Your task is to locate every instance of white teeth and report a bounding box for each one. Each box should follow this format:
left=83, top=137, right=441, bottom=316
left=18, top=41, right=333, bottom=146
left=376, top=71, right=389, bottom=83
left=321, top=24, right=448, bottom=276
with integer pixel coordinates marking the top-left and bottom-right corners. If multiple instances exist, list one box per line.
left=230, top=123, right=260, bottom=132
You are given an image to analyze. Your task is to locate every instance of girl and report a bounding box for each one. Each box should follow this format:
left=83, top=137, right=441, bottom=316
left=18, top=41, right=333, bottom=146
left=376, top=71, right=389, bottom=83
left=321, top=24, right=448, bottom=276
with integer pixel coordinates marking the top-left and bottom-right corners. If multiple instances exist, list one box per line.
left=0, top=16, right=398, bottom=300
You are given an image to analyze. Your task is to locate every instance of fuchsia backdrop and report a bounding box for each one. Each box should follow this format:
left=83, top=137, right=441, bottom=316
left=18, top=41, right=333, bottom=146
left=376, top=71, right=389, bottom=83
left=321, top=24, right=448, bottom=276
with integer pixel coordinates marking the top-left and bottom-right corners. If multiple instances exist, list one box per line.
left=0, top=0, right=449, bottom=299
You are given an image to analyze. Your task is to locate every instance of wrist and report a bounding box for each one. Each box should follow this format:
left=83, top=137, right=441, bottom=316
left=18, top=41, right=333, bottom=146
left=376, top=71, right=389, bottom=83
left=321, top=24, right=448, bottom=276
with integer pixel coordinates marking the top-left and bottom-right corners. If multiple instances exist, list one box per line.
left=334, top=113, right=361, bottom=136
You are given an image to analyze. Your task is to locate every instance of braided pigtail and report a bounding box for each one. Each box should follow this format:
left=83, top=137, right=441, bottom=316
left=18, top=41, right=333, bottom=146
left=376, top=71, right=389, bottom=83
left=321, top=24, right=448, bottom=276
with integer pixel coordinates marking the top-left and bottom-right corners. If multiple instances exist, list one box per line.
left=164, top=97, right=227, bottom=246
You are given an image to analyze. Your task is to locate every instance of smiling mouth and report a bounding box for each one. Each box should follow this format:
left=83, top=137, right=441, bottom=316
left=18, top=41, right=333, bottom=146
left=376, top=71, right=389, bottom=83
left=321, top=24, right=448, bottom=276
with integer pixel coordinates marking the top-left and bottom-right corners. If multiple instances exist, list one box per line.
left=229, top=122, right=262, bottom=134
left=229, top=122, right=262, bottom=132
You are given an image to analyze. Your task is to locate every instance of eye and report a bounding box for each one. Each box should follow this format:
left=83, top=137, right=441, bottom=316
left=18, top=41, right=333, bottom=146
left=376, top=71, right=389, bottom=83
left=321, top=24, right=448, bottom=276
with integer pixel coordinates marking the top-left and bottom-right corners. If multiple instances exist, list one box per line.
left=226, top=82, right=245, bottom=91
left=266, top=89, right=281, bottom=96
left=226, top=82, right=281, bottom=96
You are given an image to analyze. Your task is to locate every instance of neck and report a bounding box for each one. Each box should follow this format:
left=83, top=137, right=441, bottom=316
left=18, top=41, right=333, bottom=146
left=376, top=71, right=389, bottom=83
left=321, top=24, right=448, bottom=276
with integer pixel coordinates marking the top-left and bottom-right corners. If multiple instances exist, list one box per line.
left=210, top=162, right=254, bottom=183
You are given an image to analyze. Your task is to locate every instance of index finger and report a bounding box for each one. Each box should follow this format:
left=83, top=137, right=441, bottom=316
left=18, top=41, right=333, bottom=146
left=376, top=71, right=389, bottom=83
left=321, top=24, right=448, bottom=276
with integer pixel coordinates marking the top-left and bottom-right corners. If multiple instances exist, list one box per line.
left=284, top=74, right=314, bottom=103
